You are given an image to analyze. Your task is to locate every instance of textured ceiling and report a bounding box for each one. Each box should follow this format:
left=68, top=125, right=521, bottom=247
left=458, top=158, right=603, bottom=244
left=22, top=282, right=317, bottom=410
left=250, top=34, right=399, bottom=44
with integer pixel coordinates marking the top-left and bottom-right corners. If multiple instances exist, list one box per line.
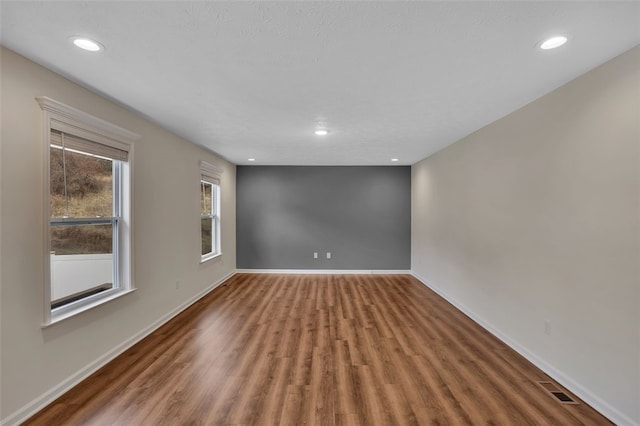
left=1, top=2, right=639, bottom=165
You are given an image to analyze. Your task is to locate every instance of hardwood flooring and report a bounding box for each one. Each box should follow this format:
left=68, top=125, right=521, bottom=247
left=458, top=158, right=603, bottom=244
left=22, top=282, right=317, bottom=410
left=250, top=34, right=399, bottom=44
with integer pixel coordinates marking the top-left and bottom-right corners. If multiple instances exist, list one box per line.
left=25, top=274, right=611, bottom=425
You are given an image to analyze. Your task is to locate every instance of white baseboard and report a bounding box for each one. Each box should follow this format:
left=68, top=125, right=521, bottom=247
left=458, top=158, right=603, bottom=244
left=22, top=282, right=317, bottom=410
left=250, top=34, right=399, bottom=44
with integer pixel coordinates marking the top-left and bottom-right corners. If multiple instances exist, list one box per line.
left=8, top=270, right=633, bottom=426
left=1, top=270, right=236, bottom=426
left=410, top=271, right=638, bottom=426
left=236, top=269, right=411, bottom=275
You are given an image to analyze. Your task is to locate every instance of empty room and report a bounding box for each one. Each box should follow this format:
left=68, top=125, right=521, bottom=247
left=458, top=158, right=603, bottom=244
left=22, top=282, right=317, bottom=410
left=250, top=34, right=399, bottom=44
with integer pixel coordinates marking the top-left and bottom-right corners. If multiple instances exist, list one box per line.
left=1, top=2, right=638, bottom=425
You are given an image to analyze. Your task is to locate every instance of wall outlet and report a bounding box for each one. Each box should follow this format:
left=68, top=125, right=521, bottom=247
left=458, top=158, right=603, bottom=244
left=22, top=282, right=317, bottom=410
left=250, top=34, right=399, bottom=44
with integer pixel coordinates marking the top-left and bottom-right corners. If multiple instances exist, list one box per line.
left=326, top=252, right=331, bottom=259
left=544, top=320, right=551, bottom=335
left=176, top=280, right=180, bottom=290
left=313, top=252, right=318, bottom=259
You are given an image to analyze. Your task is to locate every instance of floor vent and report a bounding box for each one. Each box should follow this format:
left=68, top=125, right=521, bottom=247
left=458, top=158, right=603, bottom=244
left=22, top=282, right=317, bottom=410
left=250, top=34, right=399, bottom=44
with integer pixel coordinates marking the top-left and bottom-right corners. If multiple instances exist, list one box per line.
left=537, top=381, right=579, bottom=405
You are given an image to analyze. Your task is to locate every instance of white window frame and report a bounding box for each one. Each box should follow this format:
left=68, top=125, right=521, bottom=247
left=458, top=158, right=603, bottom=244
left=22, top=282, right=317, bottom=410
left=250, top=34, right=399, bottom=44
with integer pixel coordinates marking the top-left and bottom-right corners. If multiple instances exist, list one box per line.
left=37, top=97, right=140, bottom=326
left=200, top=161, right=223, bottom=262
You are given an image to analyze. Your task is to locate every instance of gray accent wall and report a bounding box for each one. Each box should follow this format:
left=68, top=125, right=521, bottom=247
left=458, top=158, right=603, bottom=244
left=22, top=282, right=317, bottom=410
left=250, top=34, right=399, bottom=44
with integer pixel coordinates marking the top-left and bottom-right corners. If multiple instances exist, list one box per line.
left=237, top=166, right=410, bottom=270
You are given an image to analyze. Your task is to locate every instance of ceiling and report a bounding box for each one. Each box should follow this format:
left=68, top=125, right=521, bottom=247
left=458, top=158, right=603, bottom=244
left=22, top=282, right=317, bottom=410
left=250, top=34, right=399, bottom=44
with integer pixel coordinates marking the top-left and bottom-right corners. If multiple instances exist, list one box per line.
left=1, top=2, right=639, bottom=166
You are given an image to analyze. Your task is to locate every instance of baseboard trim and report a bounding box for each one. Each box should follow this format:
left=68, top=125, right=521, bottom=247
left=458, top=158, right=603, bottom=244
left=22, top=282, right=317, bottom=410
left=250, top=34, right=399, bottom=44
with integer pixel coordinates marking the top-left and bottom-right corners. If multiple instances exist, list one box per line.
left=410, top=271, right=638, bottom=426
left=1, top=270, right=236, bottom=426
left=236, top=269, right=412, bottom=275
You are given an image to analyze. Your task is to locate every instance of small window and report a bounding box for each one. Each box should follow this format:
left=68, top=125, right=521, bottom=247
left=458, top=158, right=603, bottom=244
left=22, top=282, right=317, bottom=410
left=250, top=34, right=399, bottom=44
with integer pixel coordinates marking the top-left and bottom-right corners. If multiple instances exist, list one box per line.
left=200, top=161, right=223, bottom=262
left=38, top=97, right=139, bottom=324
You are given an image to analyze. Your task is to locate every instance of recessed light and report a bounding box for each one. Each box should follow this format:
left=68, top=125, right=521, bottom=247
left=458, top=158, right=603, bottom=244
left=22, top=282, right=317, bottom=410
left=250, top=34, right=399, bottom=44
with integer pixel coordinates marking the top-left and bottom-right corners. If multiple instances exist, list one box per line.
left=391, top=158, right=399, bottom=162
left=248, top=158, right=256, bottom=162
left=539, top=35, right=568, bottom=50
left=314, top=129, right=328, bottom=136
left=71, top=37, right=103, bottom=52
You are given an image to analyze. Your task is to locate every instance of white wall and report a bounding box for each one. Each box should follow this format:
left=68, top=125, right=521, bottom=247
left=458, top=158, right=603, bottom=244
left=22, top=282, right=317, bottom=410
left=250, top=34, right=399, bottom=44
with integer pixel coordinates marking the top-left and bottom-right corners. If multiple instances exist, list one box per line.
left=412, top=46, right=639, bottom=425
left=0, top=47, right=236, bottom=424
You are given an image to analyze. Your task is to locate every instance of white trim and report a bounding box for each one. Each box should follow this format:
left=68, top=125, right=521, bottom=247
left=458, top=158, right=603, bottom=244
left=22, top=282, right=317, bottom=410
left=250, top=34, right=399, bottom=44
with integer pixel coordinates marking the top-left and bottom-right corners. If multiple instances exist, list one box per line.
left=236, top=269, right=412, bottom=275
left=36, top=97, right=141, bottom=143
left=410, top=272, right=638, bottom=426
left=200, top=252, right=223, bottom=264
left=199, top=174, right=221, bottom=261
left=38, top=97, right=138, bottom=325
left=8, top=269, right=630, bottom=426
left=42, top=289, right=136, bottom=328
left=42, top=107, right=53, bottom=324
left=1, top=271, right=236, bottom=426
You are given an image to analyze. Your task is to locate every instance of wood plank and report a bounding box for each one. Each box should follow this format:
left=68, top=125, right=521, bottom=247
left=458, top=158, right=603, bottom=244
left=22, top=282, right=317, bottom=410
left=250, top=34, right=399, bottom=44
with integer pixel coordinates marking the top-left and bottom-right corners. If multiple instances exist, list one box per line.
left=24, top=274, right=613, bottom=425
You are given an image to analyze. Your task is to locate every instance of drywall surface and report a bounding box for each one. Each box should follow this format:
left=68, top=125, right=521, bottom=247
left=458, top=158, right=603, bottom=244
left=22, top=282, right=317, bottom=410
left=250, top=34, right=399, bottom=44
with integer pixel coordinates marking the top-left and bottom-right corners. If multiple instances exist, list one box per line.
left=0, top=47, right=236, bottom=423
left=412, top=46, right=639, bottom=425
left=237, top=166, right=410, bottom=270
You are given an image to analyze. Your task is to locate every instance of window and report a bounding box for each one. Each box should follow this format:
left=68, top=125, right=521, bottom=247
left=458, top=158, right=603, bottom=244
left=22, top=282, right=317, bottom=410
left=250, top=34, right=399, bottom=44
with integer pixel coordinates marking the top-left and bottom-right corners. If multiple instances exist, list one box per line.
left=38, top=97, right=139, bottom=325
left=200, top=161, right=223, bottom=262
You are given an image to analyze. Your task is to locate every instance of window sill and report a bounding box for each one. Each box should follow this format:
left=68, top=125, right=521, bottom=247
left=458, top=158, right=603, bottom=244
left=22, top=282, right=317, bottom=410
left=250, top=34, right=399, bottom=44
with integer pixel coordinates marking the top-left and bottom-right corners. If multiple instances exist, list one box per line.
left=200, top=252, right=223, bottom=264
left=42, top=288, right=137, bottom=328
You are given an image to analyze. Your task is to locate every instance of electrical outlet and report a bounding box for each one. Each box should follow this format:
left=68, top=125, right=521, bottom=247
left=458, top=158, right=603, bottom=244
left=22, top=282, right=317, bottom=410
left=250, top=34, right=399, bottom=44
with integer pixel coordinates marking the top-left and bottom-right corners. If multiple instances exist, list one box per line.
left=326, top=252, right=331, bottom=259
left=544, top=320, right=551, bottom=335
left=176, top=281, right=180, bottom=290
left=314, top=252, right=318, bottom=259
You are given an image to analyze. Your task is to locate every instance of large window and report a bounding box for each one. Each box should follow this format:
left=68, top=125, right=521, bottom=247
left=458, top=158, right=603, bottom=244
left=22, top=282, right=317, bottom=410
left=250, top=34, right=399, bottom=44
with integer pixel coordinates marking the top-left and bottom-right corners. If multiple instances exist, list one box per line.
left=200, top=161, right=223, bottom=262
left=38, top=97, right=139, bottom=324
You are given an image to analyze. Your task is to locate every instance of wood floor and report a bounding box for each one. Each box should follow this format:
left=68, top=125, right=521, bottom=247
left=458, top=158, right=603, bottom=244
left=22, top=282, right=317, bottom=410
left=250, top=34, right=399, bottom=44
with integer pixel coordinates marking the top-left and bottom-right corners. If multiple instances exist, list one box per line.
left=25, top=274, right=611, bottom=425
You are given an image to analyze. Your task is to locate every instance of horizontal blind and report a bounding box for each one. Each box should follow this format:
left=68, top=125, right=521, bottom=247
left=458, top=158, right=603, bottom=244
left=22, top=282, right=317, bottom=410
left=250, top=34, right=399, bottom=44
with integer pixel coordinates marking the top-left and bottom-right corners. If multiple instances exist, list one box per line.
left=51, top=129, right=128, bottom=162
left=200, top=161, right=223, bottom=186
left=201, top=175, right=220, bottom=186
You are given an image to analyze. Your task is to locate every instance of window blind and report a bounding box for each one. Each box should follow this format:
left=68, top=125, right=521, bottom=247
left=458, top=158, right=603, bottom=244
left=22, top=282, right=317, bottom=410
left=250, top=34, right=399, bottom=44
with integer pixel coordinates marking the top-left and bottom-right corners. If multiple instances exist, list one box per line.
left=200, top=161, right=223, bottom=186
left=51, top=129, right=128, bottom=162
left=201, top=175, right=220, bottom=186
